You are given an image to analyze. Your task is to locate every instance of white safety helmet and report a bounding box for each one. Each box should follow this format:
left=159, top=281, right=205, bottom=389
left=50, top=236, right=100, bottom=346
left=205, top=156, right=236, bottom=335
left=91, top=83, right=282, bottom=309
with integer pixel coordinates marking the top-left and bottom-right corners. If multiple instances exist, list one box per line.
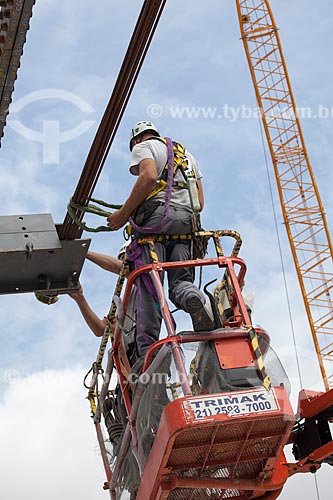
left=129, top=120, right=159, bottom=150
left=117, top=240, right=131, bottom=259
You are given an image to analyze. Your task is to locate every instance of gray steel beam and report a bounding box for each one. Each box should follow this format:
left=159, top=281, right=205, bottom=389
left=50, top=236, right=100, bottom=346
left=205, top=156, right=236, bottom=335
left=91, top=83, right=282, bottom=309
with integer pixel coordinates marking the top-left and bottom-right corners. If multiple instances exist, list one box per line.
left=0, top=213, right=90, bottom=295
left=0, top=0, right=36, bottom=144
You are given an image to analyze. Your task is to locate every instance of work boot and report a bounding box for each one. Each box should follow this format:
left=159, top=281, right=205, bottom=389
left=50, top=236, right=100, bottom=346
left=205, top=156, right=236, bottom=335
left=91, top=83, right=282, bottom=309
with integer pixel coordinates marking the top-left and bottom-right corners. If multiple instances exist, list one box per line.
left=185, top=292, right=214, bottom=331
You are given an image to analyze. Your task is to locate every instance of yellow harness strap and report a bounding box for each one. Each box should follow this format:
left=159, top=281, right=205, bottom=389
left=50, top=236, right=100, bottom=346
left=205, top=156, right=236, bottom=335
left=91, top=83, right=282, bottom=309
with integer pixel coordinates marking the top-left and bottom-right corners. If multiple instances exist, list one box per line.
left=145, top=137, right=194, bottom=200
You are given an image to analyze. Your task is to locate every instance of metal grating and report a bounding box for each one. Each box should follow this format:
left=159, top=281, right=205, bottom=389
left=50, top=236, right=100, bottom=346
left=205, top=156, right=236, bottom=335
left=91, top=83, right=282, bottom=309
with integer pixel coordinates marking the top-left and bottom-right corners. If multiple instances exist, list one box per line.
left=170, top=416, right=289, bottom=464
left=164, top=415, right=290, bottom=499
left=168, top=487, right=250, bottom=500
left=0, top=0, right=36, bottom=143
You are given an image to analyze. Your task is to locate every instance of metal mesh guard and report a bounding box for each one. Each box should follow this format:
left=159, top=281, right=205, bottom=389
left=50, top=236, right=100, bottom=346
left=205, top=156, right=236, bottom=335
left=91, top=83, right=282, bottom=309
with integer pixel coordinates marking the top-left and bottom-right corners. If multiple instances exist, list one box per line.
left=164, top=415, right=289, bottom=499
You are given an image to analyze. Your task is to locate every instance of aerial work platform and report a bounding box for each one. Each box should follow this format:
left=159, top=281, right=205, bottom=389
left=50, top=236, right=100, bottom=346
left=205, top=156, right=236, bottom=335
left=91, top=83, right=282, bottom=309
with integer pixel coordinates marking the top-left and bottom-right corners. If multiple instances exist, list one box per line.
left=86, top=230, right=333, bottom=499
left=137, top=381, right=294, bottom=499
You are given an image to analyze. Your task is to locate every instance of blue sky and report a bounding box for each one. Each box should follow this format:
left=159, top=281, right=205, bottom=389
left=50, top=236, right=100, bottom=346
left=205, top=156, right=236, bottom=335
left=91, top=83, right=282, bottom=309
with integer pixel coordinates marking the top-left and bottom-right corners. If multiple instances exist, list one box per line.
left=0, top=1, right=333, bottom=499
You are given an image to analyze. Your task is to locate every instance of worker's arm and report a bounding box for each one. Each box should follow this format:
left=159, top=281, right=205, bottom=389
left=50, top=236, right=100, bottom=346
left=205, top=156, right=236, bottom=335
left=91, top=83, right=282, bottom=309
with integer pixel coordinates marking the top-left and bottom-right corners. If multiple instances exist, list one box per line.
left=197, top=178, right=204, bottom=211
left=87, top=251, right=122, bottom=275
left=69, top=286, right=107, bottom=337
left=107, top=158, right=158, bottom=231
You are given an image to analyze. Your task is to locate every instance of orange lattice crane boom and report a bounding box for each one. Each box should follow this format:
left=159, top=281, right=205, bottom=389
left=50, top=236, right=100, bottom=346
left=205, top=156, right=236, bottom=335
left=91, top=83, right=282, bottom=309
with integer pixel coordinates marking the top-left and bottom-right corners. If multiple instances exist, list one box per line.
left=235, top=0, right=333, bottom=390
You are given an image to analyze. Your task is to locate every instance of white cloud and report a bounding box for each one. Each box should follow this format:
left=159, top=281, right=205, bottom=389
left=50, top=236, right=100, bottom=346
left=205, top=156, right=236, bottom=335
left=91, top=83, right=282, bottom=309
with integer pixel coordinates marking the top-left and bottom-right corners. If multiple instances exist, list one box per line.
left=0, top=368, right=107, bottom=500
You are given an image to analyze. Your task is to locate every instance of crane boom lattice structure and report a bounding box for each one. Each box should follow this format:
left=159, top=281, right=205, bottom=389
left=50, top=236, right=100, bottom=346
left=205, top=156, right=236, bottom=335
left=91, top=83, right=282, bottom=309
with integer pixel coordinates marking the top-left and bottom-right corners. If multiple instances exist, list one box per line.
left=236, top=0, right=333, bottom=390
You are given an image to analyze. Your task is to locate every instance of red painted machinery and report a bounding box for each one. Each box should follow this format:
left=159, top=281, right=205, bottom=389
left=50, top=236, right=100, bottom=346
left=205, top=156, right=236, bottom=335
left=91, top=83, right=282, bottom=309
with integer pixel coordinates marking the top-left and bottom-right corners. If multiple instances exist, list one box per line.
left=87, top=230, right=333, bottom=499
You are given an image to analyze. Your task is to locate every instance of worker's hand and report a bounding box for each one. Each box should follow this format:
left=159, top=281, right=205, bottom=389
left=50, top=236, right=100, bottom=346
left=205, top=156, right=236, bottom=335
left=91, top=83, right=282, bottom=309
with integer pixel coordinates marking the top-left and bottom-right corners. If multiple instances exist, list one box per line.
left=107, top=209, right=129, bottom=231
left=68, top=284, right=84, bottom=302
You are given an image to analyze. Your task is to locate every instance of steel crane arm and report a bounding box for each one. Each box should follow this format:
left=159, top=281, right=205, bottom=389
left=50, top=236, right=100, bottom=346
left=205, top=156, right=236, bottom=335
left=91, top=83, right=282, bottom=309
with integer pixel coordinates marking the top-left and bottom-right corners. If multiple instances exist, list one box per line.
left=0, top=0, right=36, bottom=143
left=235, top=0, right=333, bottom=390
left=59, top=0, right=167, bottom=241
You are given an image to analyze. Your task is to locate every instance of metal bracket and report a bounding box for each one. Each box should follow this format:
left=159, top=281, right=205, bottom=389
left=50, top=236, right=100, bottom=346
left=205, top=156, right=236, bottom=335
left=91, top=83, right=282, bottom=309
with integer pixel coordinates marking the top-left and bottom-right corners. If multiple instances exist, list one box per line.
left=0, top=213, right=90, bottom=295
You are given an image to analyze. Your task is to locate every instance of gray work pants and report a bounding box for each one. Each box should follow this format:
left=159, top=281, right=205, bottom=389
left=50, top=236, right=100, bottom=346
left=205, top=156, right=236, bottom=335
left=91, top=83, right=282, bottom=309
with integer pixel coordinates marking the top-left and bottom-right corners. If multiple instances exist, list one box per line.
left=133, top=204, right=204, bottom=357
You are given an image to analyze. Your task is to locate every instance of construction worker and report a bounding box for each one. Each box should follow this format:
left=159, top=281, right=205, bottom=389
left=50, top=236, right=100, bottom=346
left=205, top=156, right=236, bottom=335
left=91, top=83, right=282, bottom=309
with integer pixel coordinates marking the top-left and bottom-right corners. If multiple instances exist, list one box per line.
left=69, top=244, right=137, bottom=364
left=107, top=120, right=214, bottom=360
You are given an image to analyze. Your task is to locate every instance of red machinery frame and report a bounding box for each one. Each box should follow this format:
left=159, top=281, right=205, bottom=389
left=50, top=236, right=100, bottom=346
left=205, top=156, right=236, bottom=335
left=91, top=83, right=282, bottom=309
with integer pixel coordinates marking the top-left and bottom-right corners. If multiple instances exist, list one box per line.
left=88, top=244, right=333, bottom=499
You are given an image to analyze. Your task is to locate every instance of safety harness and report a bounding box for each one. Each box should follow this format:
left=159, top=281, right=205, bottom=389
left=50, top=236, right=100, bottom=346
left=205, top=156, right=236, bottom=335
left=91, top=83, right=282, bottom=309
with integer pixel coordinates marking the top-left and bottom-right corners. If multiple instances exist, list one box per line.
left=129, top=136, right=200, bottom=236
left=145, top=136, right=200, bottom=213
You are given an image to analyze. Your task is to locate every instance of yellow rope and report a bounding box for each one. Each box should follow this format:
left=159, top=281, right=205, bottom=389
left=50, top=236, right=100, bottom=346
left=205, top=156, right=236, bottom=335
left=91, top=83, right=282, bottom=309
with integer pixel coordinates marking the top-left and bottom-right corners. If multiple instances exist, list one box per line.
left=87, top=257, right=129, bottom=403
left=87, top=229, right=243, bottom=401
left=137, top=229, right=242, bottom=258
